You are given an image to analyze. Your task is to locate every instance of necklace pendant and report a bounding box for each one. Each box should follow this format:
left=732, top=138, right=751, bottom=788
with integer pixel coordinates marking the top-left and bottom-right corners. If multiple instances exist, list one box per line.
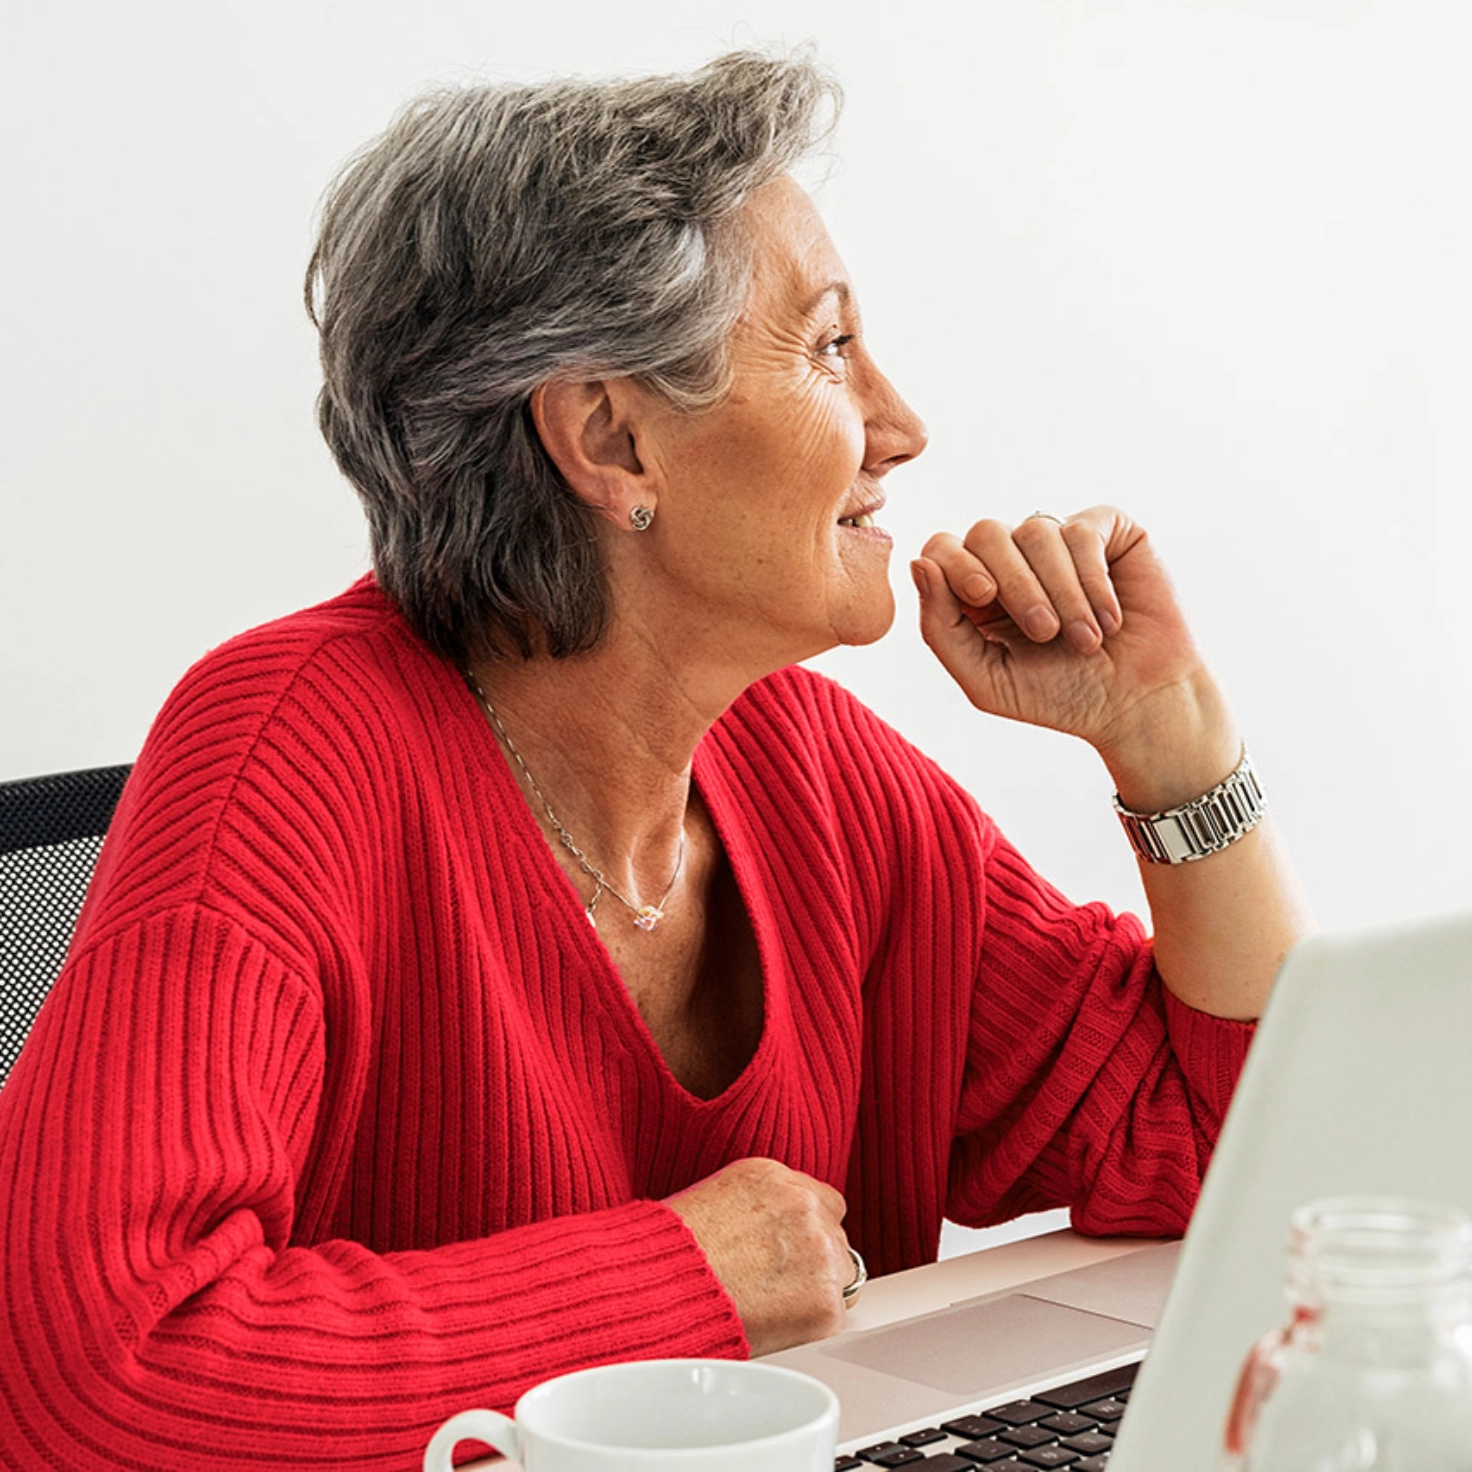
left=632, top=905, right=664, bottom=933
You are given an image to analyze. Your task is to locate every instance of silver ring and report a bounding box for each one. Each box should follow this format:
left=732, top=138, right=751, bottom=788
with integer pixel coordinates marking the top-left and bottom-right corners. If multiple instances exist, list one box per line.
left=842, top=1245, right=867, bottom=1307
left=1027, top=511, right=1064, bottom=525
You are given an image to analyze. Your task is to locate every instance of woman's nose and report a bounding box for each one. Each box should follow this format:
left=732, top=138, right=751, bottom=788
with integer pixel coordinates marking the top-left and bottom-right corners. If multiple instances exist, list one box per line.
left=864, top=368, right=928, bottom=474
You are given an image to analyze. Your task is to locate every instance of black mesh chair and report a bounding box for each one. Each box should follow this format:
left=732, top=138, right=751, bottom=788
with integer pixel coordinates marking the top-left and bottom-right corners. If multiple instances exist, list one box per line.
left=0, top=764, right=132, bottom=1086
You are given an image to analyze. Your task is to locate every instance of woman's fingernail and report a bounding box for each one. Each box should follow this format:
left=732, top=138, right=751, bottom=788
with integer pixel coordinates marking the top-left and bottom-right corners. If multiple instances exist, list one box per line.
left=962, top=574, right=993, bottom=604
left=1099, top=608, right=1121, bottom=635
left=1023, top=606, right=1059, bottom=640
left=1066, top=620, right=1099, bottom=653
left=910, top=561, right=931, bottom=598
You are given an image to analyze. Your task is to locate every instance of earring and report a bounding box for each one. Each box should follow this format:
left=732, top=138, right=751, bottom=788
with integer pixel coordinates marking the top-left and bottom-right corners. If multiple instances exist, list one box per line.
left=629, top=506, right=654, bottom=531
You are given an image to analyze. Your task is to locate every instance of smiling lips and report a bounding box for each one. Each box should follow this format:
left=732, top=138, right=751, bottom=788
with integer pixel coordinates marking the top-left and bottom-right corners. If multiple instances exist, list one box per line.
left=838, top=494, right=885, bottom=529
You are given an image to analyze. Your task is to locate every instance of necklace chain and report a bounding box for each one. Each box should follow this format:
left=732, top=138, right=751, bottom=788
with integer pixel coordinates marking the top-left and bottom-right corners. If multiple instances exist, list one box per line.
left=466, top=672, right=685, bottom=933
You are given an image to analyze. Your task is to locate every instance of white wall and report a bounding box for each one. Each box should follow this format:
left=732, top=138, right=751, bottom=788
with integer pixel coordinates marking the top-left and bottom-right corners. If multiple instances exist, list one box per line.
left=5, top=0, right=1469, bottom=947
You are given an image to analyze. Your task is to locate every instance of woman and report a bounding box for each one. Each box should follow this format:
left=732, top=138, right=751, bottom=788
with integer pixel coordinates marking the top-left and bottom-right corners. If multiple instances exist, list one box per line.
left=0, top=50, right=1310, bottom=1469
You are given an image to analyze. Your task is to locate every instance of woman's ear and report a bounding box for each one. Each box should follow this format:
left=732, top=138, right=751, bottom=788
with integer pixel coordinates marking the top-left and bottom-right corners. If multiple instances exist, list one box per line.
left=530, top=379, right=657, bottom=528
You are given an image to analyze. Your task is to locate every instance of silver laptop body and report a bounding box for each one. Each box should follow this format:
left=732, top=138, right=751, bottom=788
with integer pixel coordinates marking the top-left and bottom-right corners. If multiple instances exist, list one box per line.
left=769, top=909, right=1472, bottom=1462
left=1111, top=907, right=1472, bottom=1468
left=767, top=1241, right=1176, bottom=1448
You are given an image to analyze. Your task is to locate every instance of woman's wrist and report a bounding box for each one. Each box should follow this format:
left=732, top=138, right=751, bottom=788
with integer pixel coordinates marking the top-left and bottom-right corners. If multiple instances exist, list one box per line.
left=1094, top=670, right=1243, bottom=814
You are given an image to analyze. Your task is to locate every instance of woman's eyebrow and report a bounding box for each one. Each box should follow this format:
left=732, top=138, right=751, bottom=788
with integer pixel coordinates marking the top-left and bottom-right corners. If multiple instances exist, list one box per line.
left=799, top=280, right=851, bottom=317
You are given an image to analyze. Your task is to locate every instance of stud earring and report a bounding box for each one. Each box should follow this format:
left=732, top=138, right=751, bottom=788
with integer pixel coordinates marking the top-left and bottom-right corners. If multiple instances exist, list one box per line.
left=629, top=506, right=654, bottom=531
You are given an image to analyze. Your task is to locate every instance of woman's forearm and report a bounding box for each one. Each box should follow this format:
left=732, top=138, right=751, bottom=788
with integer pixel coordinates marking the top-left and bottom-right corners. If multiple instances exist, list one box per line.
left=1098, top=675, right=1315, bottom=1020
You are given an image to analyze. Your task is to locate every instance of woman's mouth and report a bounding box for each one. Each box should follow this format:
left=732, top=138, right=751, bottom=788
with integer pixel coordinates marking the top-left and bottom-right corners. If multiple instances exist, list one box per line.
left=838, top=513, right=877, bottom=529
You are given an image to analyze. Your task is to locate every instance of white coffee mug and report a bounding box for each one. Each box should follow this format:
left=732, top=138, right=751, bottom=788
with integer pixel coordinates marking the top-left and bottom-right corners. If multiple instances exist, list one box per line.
left=422, top=1358, right=840, bottom=1471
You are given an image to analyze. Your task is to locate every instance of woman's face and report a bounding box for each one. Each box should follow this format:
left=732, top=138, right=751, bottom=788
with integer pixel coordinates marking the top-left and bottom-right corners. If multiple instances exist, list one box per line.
left=631, top=175, right=927, bottom=671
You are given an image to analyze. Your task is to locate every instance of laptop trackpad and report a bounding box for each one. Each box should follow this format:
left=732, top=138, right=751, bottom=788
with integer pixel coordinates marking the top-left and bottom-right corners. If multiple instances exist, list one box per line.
left=822, top=1293, right=1148, bottom=1395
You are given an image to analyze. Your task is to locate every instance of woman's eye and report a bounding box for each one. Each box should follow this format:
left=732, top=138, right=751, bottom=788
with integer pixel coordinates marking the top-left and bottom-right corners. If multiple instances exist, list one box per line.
left=817, top=333, right=855, bottom=362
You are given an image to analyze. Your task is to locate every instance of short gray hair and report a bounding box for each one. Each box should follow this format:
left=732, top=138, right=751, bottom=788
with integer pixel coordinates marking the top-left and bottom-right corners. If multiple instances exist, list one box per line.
left=307, top=50, right=841, bottom=664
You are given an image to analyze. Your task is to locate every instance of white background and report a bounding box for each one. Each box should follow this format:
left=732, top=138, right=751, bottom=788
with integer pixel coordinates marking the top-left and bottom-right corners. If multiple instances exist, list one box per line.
left=5, top=1, right=1469, bottom=1240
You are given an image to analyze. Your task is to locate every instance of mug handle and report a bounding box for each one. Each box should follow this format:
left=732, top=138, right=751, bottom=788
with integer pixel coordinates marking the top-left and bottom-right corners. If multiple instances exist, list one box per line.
left=423, top=1408, right=522, bottom=1471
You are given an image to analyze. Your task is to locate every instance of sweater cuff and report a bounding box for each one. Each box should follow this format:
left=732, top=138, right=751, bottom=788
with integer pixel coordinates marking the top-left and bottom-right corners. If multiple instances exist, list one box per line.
left=508, top=1197, right=746, bottom=1353
left=411, top=1199, right=750, bottom=1412
left=1162, top=985, right=1256, bottom=1127
left=644, top=1199, right=752, bottom=1356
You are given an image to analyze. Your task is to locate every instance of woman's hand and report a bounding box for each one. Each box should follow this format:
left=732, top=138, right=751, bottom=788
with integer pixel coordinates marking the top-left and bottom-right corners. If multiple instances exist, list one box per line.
left=914, top=504, right=1315, bottom=1021
left=664, top=1158, right=853, bottom=1357
left=912, top=505, right=1239, bottom=810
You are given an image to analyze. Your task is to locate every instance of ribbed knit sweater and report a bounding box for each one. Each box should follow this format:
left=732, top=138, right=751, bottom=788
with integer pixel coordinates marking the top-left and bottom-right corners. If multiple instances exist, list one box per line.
left=0, top=578, right=1252, bottom=1469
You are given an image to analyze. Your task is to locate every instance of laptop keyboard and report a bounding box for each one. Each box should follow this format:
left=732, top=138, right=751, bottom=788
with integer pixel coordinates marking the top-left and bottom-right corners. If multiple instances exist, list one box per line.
left=834, top=1360, right=1138, bottom=1471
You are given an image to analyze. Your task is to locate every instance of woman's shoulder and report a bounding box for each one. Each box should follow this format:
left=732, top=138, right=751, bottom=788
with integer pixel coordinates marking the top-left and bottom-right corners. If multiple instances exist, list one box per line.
left=169, top=572, right=403, bottom=686
left=716, top=665, right=994, bottom=838
left=148, top=576, right=423, bottom=758
left=93, top=579, right=443, bottom=922
left=725, top=662, right=879, bottom=732
left=725, top=664, right=932, bottom=763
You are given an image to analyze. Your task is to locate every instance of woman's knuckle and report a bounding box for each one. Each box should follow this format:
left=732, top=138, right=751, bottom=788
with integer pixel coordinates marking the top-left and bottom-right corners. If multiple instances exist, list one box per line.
left=963, top=521, right=1007, bottom=554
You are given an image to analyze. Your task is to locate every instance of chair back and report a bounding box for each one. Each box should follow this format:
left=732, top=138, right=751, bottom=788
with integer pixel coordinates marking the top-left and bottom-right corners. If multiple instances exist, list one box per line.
left=0, top=765, right=131, bottom=1085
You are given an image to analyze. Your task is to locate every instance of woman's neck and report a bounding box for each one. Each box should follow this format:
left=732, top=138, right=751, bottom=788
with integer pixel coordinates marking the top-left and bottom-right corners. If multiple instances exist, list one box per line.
left=465, top=625, right=750, bottom=906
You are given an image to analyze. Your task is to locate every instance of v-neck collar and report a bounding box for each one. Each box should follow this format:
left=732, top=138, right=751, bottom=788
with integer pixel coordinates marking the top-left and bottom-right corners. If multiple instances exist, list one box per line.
left=453, top=667, right=782, bottom=1111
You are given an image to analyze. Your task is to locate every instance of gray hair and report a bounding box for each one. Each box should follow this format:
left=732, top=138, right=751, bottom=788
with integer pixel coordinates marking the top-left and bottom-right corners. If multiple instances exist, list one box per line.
left=307, top=50, right=841, bottom=664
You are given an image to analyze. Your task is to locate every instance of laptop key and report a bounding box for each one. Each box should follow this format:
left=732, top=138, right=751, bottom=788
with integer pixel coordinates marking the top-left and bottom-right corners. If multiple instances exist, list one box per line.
left=998, top=1426, right=1055, bottom=1449
left=954, top=1439, right=1023, bottom=1464
left=1032, top=1364, right=1140, bottom=1411
left=1038, top=1412, right=1097, bottom=1435
left=1017, top=1449, right=1080, bottom=1469
left=1077, top=1398, right=1127, bottom=1422
left=916, top=1458, right=983, bottom=1472
left=901, top=1429, right=949, bottom=1447
left=983, top=1400, right=1057, bottom=1426
left=836, top=1459, right=865, bottom=1471
left=941, top=1415, right=1007, bottom=1439
left=1072, top=1459, right=1110, bottom=1472
left=858, top=1446, right=924, bottom=1467
left=1059, top=1432, right=1113, bottom=1456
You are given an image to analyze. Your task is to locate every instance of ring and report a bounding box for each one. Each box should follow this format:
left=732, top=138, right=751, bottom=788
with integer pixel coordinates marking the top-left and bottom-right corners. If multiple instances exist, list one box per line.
left=1028, top=511, right=1064, bottom=525
left=842, top=1245, right=867, bottom=1308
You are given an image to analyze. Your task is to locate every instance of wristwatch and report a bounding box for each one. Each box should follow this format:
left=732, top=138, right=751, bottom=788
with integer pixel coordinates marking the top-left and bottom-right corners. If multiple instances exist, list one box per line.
left=1113, top=749, right=1266, bottom=865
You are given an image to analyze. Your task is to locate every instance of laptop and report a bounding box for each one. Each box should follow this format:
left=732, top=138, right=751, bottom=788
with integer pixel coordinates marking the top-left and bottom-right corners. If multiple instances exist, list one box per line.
left=765, top=908, right=1472, bottom=1467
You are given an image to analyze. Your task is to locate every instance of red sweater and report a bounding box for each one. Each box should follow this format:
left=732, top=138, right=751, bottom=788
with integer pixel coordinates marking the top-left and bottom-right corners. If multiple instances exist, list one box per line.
left=0, top=579, right=1251, bottom=1469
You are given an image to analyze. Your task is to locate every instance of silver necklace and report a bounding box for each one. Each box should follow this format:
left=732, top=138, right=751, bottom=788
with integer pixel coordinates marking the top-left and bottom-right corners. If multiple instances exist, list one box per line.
left=467, top=672, right=685, bottom=933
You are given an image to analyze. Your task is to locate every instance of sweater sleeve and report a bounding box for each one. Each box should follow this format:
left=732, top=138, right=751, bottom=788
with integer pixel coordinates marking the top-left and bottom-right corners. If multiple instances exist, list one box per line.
left=0, top=902, right=745, bottom=1471
left=945, top=827, right=1255, bottom=1238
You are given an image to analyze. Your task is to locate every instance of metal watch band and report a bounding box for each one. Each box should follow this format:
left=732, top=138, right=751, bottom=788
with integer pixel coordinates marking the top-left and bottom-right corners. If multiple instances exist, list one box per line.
left=1113, top=749, right=1266, bottom=865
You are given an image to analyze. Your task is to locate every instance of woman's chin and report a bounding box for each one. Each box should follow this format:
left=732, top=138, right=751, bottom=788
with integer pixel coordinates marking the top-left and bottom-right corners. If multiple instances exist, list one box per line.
left=831, top=587, right=897, bottom=649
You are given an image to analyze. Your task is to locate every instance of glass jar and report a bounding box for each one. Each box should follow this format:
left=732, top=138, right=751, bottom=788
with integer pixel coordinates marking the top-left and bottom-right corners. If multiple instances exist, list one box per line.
left=1222, top=1196, right=1472, bottom=1470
